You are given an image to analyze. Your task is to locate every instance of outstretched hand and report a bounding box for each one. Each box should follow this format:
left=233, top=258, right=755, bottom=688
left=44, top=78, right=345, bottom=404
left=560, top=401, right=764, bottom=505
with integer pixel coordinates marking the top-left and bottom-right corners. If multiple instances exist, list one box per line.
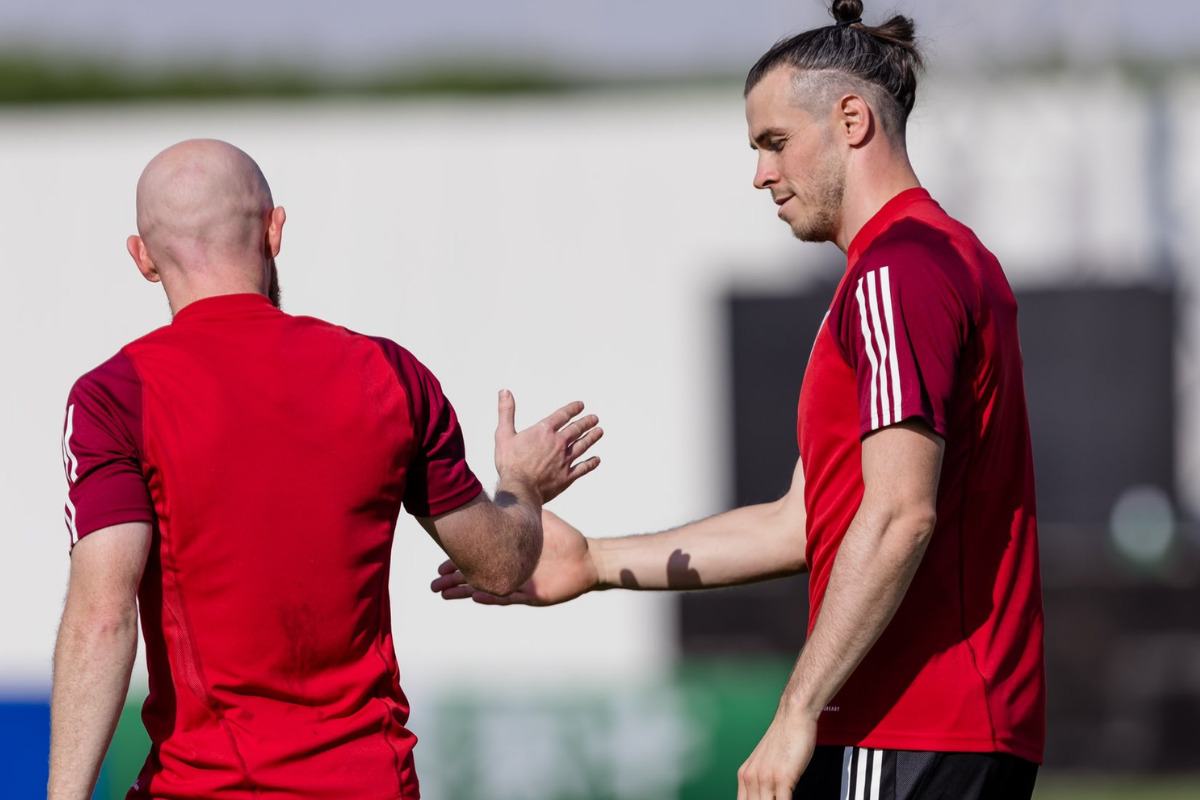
left=494, top=390, right=602, bottom=504
left=431, top=509, right=599, bottom=606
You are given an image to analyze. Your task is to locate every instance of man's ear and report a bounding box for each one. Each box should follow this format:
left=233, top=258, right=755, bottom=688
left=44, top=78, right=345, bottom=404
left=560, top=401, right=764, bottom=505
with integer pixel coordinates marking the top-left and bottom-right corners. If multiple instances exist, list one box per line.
left=836, top=93, right=873, bottom=148
left=126, top=235, right=160, bottom=283
left=266, top=206, right=286, bottom=258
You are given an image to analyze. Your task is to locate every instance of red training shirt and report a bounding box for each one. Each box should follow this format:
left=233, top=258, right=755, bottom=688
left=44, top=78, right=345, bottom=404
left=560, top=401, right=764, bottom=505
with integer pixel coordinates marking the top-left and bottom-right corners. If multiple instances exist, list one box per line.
left=61, top=293, right=483, bottom=799
left=798, top=189, right=1045, bottom=762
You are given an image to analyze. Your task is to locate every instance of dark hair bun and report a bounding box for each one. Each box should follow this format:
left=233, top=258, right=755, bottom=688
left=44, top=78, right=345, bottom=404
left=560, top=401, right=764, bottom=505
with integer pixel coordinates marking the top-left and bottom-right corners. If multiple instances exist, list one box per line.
left=744, top=0, right=922, bottom=137
left=832, top=0, right=864, bottom=24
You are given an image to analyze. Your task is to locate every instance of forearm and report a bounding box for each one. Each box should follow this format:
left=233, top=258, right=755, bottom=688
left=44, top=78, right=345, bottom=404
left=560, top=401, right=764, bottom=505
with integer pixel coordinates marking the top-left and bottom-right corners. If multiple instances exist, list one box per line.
left=590, top=498, right=807, bottom=591
left=48, top=606, right=138, bottom=800
left=778, top=504, right=933, bottom=719
left=453, top=479, right=544, bottom=596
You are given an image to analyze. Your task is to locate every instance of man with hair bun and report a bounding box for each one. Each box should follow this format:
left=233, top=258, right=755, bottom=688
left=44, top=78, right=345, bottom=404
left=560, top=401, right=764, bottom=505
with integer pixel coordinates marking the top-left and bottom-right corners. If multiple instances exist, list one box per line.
left=434, top=3, right=1044, bottom=798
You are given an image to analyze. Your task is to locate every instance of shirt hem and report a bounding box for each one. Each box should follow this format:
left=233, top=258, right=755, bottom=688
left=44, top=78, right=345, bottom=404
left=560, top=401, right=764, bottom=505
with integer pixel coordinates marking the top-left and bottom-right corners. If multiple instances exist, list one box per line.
left=816, top=730, right=1043, bottom=764
left=74, top=510, right=157, bottom=545
left=420, top=482, right=485, bottom=518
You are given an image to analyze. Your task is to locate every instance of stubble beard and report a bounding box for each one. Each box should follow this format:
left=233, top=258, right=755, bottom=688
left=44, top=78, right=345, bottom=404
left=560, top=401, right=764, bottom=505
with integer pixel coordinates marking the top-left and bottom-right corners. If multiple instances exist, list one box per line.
left=268, top=259, right=282, bottom=309
left=789, top=150, right=845, bottom=244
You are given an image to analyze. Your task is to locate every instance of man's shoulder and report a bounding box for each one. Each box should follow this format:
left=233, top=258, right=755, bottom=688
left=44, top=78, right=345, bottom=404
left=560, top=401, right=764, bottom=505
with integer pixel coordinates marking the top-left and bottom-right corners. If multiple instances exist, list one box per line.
left=855, top=216, right=965, bottom=276
left=849, top=213, right=986, bottom=313
left=71, top=348, right=142, bottom=399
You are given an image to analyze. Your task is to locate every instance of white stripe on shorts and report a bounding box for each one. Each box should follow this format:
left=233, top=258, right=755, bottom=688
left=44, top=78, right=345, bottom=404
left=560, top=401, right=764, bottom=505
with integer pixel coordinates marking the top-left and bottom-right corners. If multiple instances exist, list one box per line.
left=840, top=746, right=853, bottom=800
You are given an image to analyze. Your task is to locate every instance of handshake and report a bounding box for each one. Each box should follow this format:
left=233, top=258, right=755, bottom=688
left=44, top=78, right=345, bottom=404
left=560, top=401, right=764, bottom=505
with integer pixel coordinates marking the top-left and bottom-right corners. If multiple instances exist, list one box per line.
left=417, top=389, right=604, bottom=601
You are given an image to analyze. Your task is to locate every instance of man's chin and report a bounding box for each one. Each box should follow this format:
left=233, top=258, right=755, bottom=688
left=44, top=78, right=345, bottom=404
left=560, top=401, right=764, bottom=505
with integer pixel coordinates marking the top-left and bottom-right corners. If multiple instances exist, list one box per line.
left=789, top=220, right=833, bottom=244
left=782, top=206, right=838, bottom=243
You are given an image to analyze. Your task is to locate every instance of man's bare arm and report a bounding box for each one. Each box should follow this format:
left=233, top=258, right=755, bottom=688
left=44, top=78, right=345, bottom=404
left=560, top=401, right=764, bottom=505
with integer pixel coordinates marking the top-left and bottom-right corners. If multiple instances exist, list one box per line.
left=592, top=456, right=808, bottom=590
left=431, top=457, right=808, bottom=605
left=736, top=420, right=943, bottom=798
left=49, top=522, right=152, bottom=800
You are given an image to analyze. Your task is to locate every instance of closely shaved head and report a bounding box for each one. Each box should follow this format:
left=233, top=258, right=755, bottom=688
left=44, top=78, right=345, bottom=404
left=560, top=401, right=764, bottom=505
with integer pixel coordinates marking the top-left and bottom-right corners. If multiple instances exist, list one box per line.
left=128, top=139, right=285, bottom=312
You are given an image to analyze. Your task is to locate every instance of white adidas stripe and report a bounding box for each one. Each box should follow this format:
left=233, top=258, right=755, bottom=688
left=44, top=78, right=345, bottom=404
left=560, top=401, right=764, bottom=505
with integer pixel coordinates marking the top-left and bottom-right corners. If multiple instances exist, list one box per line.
left=855, top=267, right=903, bottom=430
left=864, top=271, right=892, bottom=426
left=62, top=403, right=79, bottom=482
left=854, top=280, right=881, bottom=430
left=65, top=496, right=78, bottom=545
left=879, top=267, right=903, bottom=424
left=840, top=747, right=853, bottom=800
left=840, top=747, right=884, bottom=800
left=62, top=403, right=80, bottom=544
left=869, top=749, right=882, bottom=800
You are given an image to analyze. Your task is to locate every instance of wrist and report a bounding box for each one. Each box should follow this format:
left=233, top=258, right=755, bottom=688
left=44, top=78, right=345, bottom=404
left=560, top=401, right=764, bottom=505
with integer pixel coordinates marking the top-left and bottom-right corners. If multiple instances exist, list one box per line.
left=495, top=472, right=544, bottom=507
left=779, top=667, right=828, bottom=722
left=782, top=692, right=825, bottom=723
left=588, top=537, right=620, bottom=590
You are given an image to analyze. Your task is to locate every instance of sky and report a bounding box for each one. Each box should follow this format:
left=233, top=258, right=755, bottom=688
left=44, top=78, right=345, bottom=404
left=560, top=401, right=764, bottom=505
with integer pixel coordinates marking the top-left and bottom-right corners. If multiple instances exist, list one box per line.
left=2, top=0, right=1199, bottom=77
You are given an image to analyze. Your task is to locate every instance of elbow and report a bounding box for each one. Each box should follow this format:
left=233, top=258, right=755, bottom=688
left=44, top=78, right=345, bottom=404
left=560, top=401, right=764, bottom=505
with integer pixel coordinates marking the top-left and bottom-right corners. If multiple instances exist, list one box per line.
left=82, top=604, right=139, bottom=638
left=780, top=531, right=809, bottom=574
left=59, top=602, right=139, bottom=651
left=889, top=506, right=937, bottom=552
left=481, top=578, right=521, bottom=598
left=862, top=489, right=937, bottom=553
left=462, top=553, right=537, bottom=597
left=466, top=568, right=526, bottom=598
left=454, top=509, right=543, bottom=597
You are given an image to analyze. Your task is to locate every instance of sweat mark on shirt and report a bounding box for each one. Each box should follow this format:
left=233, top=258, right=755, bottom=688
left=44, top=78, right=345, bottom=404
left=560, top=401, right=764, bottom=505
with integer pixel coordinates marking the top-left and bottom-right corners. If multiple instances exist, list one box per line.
left=278, top=602, right=318, bottom=694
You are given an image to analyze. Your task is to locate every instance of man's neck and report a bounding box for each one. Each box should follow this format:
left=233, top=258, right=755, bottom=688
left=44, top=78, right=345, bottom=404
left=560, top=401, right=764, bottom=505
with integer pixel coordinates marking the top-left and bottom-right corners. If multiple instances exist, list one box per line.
left=833, top=153, right=921, bottom=254
left=163, top=271, right=268, bottom=317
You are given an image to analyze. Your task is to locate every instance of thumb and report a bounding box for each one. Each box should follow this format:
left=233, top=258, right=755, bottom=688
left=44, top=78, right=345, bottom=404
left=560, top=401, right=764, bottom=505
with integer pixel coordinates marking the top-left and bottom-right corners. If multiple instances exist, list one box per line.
left=496, top=389, right=517, bottom=438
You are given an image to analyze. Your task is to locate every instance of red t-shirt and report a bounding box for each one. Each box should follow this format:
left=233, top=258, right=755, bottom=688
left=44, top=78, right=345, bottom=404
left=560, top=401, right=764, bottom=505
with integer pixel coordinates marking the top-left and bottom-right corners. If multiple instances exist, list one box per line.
left=61, top=293, right=483, bottom=799
left=798, top=189, right=1045, bottom=762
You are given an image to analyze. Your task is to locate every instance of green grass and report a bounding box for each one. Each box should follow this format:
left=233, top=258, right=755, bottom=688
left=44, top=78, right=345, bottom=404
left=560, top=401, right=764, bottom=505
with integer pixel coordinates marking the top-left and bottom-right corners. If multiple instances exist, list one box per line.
left=1034, top=775, right=1200, bottom=799
left=0, top=53, right=745, bottom=104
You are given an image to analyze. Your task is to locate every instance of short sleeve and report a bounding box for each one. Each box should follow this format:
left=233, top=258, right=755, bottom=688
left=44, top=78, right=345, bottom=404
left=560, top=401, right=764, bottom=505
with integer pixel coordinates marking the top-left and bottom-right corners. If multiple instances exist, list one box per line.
left=368, top=338, right=484, bottom=517
left=838, top=234, right=972, bottom=438
left=62, top=351, right=155, bottom=549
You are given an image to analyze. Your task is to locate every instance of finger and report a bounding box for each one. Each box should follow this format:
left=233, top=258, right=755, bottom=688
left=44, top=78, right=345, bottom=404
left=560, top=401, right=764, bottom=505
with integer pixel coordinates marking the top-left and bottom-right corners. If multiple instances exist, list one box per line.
left=496, top=389, right=517, bottom=438
left=565, top=427, right=604, bottom=460
left=472, top=591, right=520, bottom=606
left=566, top=456, right=601, bottom=483
left=430, top=571, right=468, bottom=593
left=539, top=400, right=585, bottom=432
left=437, top=559, right=460, bottom=576
left=558, top=414, right=599, bottom=443
left=438, top=584, right=479, bottom=600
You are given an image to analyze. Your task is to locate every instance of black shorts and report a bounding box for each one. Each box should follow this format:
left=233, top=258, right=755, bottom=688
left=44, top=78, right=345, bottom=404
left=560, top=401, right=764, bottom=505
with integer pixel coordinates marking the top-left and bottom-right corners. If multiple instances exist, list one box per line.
left=793, top=745, right=1038, bottom=800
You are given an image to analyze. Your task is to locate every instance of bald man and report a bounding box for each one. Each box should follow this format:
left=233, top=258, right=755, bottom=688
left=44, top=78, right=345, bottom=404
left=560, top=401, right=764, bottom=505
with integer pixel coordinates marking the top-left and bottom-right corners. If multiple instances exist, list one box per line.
left=49, top=139, right=601, bottom=800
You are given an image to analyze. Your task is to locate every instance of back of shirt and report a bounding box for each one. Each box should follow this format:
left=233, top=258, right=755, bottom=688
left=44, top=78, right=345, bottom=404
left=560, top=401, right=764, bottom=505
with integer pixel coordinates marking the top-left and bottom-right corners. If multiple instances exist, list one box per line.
left=63, top=294, right=482, bottom=799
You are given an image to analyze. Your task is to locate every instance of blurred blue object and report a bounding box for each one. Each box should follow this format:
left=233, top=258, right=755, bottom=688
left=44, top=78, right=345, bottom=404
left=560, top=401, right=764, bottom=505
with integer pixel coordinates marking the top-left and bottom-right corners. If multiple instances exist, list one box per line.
left=0, top=699, right=51, bottom=797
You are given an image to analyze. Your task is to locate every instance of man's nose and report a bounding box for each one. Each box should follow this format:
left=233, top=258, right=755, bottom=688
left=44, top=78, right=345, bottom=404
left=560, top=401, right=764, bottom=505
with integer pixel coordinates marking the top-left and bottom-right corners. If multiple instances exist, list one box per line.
left=753, top=158, right=778, bottom=190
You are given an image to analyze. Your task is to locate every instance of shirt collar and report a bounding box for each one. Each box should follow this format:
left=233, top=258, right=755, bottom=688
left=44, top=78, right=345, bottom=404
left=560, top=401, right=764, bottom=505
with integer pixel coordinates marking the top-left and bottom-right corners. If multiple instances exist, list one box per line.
left=172, top=292, right=277, bottom=323
left=846, top=187, right=933, bottom=264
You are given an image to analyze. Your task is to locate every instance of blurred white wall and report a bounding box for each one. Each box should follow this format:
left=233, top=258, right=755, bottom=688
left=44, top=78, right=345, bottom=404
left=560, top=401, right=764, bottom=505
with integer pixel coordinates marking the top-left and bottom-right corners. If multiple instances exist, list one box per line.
left=0, top=90, right=799, bottom=704
left=0, top=73, right=1187, bottom=706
